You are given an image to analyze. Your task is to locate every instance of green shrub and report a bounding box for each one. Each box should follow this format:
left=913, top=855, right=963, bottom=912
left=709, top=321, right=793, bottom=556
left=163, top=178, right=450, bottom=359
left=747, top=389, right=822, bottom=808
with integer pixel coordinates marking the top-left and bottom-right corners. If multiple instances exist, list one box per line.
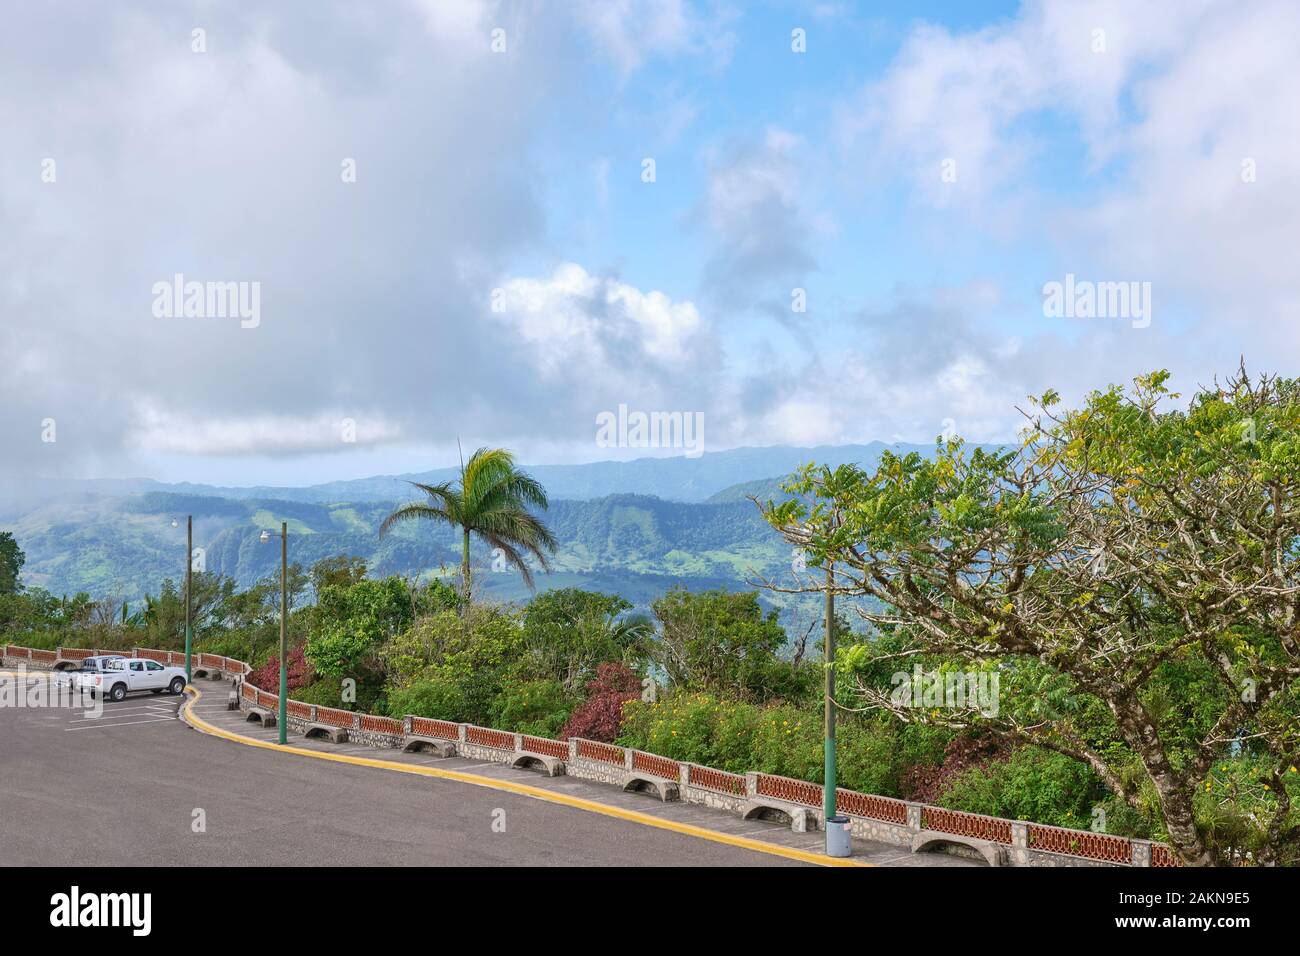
left=489, top=679, right=575, bottom=738
left=936, top=746, right=1104, bottom=829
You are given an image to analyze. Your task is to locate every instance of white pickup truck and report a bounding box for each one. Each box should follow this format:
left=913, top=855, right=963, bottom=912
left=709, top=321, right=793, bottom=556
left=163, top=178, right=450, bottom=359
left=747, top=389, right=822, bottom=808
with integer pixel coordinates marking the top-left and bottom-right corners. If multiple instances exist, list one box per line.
left=54, top=655, right=124, bottom=690
left=81, top=658, right=189, bottom=701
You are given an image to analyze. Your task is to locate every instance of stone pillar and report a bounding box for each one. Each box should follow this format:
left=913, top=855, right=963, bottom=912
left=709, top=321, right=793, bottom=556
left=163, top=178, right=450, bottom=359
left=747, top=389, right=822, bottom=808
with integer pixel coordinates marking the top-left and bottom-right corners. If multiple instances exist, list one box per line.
left=1011, top=821, right=1030, bottom=866
left=568, top=739, right=578, bottom=761
left=457, top=724, right=468, bottom=743
left=310, top=705, right=318, bottom=721
left=680, top=763, right=691, bottom=787
left=1132, top=840, right=1152, bottom=867
left=745, top=772, right=758, bottom=797
left=625, top=748, right=635, bottom=770
left=403, top=716, right=412, bottom=734
left=906, top=803, right=923, bottom=833
left=514, top=732, right=523, bottom=751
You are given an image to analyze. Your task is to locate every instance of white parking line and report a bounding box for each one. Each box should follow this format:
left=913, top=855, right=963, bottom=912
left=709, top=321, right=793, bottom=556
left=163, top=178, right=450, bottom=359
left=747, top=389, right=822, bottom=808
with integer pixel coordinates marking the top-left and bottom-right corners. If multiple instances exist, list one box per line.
left=72, top=706, right=177, bottom=719
left=64, top=717, right=175, bottom=731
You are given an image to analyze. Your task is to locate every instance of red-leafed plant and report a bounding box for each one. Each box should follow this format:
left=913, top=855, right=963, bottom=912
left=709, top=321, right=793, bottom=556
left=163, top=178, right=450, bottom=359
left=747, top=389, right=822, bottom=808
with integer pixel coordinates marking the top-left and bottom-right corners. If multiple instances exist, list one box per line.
left=248, top=641, right=314, bottom=693
left=559, top=662, right=640, bottom=742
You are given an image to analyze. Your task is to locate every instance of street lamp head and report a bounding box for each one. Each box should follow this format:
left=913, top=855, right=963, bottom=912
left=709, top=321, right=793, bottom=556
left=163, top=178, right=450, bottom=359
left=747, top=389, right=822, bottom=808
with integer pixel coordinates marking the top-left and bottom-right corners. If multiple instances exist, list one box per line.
left=259, top=530, right=270, bottom=544
left=171, top=519, right=179, bottom=528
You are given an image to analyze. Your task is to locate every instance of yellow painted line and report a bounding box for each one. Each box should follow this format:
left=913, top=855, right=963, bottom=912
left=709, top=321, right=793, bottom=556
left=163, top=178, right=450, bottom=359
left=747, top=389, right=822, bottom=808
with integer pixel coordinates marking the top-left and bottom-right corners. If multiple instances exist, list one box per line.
left=181, top=686, right=868, bottom=868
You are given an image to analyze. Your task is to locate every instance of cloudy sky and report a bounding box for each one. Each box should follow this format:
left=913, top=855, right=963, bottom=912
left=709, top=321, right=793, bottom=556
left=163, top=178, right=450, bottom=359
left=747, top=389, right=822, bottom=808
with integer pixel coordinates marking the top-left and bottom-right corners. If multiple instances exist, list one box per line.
left=2, top=0, right=1297, bottom=488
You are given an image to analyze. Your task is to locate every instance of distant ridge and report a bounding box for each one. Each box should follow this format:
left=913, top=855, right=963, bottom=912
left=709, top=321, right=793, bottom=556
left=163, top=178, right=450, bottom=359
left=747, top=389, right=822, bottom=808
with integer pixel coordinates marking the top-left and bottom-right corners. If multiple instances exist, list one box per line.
left=28, top=442, right=944, bottom=507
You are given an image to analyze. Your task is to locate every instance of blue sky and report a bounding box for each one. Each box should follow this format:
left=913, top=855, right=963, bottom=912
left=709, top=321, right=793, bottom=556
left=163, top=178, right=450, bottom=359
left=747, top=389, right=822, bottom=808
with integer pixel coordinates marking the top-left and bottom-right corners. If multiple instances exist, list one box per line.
left=1, top=0, right=1296, bottom=488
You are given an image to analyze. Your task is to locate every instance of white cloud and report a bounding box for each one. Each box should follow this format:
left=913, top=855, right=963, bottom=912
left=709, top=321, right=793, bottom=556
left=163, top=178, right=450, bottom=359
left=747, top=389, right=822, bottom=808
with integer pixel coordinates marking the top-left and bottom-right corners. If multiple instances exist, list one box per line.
left=493, top=262, right=706, bottom=372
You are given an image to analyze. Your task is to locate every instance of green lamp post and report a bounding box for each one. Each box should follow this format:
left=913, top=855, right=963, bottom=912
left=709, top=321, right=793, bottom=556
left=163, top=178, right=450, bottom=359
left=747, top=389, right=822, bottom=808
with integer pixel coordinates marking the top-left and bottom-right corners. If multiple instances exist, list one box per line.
left=260, top=522, right=289, bottom=746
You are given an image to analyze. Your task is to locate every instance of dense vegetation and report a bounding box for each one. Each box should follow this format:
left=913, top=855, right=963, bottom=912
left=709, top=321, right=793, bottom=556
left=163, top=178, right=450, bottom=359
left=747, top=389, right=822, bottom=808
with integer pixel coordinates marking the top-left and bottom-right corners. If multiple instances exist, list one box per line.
left=4, top=371, right=1297, bottom=865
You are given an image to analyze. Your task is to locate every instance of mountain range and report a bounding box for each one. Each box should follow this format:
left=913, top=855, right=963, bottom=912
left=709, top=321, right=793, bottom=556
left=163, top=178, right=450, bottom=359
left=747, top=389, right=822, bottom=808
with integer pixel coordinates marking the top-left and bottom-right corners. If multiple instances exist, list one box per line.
left=3, top=442, right=949, bottom=615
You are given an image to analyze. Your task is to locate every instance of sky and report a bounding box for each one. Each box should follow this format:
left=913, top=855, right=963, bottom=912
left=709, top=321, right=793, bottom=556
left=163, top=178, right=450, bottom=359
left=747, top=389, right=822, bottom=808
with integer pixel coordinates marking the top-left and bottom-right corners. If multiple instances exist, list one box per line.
left=2, top=0, right=1297, bottom=488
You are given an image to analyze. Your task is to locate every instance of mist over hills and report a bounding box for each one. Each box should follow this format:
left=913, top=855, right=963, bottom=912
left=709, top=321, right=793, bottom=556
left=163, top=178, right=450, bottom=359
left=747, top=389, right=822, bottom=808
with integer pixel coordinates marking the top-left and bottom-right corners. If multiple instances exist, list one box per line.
left=2, top=442, right=953, bottom=611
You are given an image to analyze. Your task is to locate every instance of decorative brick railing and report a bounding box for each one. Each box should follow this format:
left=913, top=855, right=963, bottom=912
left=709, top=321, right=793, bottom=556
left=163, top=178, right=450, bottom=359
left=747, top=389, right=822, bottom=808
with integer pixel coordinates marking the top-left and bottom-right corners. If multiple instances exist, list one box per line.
left=576, top=739, right=625, bottom=765
left=687, top=765, right=746, bottom=796
left=632, top=750, right=680, bottom=780
left=2, top=642, right=1188, bottom=867
left=1150, top=844, right=1184, bottom=867
left=316, top=706, right=357, bottom=729
left=1028, top=822, right=1131, bottom=864
left=838, top=789, right=908, bottom=825
left=410, top=716, right=459, bottom=741
left=757, top=773, right=823, bottom=808
left=922, top=806, right=1013, bottom=844
left=522, top=735, right=569, bottom=759
left=466, top=726, right=514, bottom=750
left=359, top=714, right=403, bottom=735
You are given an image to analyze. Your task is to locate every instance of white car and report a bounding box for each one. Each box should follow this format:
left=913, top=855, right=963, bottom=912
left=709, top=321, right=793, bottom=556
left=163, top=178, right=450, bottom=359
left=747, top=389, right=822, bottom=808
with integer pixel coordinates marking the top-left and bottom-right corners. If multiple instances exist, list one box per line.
left=83, top=658, right=188, bottom=702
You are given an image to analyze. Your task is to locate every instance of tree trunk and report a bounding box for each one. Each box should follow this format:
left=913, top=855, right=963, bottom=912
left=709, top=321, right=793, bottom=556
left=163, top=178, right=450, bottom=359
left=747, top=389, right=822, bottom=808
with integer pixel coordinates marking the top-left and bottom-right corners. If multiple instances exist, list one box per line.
left=461, top=527, right=472, bottom=607
left=1148, top=772, right=1217, bottom=865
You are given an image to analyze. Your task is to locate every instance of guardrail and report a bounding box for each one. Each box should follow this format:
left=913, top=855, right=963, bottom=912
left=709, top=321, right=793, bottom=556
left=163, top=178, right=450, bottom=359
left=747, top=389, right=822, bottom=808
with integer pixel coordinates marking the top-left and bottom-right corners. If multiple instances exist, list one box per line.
left=0, top=642, right=1183, bottom=867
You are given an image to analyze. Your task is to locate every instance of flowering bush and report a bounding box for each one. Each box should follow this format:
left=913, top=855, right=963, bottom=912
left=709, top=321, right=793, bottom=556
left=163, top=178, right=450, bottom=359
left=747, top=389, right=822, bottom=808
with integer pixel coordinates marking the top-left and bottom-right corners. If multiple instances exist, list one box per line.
left=559, top=663, right=640, bottom=741
left=248, top=641, right=314, bottom=693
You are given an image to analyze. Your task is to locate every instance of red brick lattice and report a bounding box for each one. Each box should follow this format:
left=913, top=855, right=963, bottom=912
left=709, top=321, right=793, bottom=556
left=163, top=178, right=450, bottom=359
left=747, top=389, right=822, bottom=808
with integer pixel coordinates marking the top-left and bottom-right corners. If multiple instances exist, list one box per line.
left=360, top=714, right=403, bottom=735
left=522, top=736, right=569, bottom=759
left=287, top=700, right=313, bottom=719
left=632, top=751, right=680, bottom=780
left=30, top=649, right=57, bottom=663
left=688, top=766, right=747, bottom=796
left=838, top=789, right=908, bottom=824
left=61, top=648, right=94, bottom=661
left=756, top=774, right=823, bottom=808
left=1028, top=823, right=1131, bottom=863
left=410, top=716, right=459, bottom=740
left=1151, top=844, right=1183, bottom=867
left=136, top=648, right=168, bottom=663
left=921, top=806, right=1013, bottom=844
left=257, top=690, right=278, bottom=710
left=466, top=726, right=514, bottom=750
left=6, top=646, right=30, bottom=658
left=576, top=739, right=625, bottom=765
left=316, top=706, right=356, bottom=729
left=241, top=683, right=257, bottom=702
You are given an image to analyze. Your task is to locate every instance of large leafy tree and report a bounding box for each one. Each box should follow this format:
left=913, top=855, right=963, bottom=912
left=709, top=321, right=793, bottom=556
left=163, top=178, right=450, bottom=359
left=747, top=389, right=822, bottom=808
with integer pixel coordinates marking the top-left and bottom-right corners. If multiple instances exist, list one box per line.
left=0, top=532, right=24, bottom=595
left=379, top=447, right=556, bottom=605
left=651, top=587, right=805, bottom=702
left=762, top=368, right=1300, bottom=865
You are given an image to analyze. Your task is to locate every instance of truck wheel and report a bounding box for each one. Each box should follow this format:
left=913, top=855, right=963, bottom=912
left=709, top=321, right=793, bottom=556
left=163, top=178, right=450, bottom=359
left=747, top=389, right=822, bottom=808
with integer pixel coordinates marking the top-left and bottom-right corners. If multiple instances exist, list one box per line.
left=169, top=677, right=186, bottom=695
left=109, top=683, right=128, bottom=702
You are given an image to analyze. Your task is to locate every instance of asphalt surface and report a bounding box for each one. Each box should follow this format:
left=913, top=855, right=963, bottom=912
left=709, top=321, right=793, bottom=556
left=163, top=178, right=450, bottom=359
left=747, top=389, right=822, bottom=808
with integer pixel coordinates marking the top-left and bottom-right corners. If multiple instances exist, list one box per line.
left=0, top=674, right=973, bottom=867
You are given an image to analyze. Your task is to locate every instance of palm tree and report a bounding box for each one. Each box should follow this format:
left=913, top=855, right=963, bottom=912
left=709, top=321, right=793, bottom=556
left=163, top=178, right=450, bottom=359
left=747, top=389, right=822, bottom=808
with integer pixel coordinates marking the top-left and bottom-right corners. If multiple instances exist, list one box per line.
left=379, top=446, right=557, bottom=606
